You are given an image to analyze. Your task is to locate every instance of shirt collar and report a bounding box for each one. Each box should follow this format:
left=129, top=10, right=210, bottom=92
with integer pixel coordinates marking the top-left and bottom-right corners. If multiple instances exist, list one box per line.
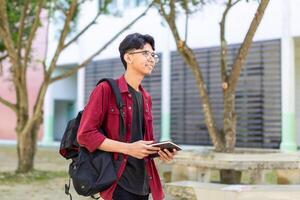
left=118, top=74, right=145, bottom=94
left=118, top=75, right=128, bottom=93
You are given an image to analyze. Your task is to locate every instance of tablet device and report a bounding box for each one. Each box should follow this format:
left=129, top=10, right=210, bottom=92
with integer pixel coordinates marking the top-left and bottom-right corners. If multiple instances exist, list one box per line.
left=149, top=141, right=182, bottom=158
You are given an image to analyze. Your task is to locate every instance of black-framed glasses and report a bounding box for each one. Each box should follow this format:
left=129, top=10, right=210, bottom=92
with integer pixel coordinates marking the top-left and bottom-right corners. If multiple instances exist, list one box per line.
left=129, top=50, right=159, bottom=63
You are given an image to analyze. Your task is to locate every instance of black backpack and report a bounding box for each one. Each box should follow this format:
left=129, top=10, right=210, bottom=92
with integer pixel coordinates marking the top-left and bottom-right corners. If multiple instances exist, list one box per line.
left=59, top=78, right=125, bottom=200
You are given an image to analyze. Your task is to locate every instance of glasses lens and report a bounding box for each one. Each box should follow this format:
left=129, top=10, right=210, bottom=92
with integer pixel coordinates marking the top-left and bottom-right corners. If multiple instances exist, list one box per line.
left=148, top=52, right=159, bottom=63
left=131, top=51, right=159, bottom=63
left=154, top=55, right=159, bottom=63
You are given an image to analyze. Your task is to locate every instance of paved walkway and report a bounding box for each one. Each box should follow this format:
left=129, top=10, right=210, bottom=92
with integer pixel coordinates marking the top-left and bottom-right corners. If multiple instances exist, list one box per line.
left=0, top=145, right=172, bottom=200
left=0, top=145, right=93, bottom=200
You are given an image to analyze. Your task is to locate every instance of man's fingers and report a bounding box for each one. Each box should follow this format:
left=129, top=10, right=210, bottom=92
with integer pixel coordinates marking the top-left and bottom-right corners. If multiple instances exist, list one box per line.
left=146, top=145, right=160, bottom=151
left=163, top=149, right=173, bottom=157
left=159, top=153, right=170, bottom=161
left=158, top=150, right=171, bottom=161
left=142, top=147, right=158, bottom=155
left=141, top=140, right=154, bottom=145
left=173, top=149, right=177, bottom=154
left=145, top=149, right=159, bottom=155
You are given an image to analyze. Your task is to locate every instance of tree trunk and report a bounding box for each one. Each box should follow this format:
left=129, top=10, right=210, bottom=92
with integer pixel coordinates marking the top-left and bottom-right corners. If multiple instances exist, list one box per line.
left=219, top=90, right=238, bottom=183
left=223, top=90, right=236, bottom=153
left=220, top=170, right=242, bottom=184
left=16, top=123, right=39, bottom=173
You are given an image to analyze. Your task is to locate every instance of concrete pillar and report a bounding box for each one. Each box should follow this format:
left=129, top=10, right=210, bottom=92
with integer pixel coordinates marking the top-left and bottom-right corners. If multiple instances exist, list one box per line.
left=160, top=25, right=171, bottom=141
left=280, top=0, right=297, bottom=152
left=43, top=86, right=54, bottom=144
left=76, top=0, right=98, bottom=111
left=296, top=39, right=300, bottom=148
left=77, top=68, right=85, bottom=111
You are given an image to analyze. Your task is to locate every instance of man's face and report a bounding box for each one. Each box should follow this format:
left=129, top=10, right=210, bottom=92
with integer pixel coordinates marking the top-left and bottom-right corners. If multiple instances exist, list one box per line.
left=126, top=43, right=158, bottom=76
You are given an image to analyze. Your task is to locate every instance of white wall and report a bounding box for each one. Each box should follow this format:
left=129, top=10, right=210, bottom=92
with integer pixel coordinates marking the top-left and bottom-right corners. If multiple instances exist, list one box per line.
left=47, top=0, right=300, bottom=66
left=51, top=68, right=77, bottom=100
left=45, top=0, right=300, bottom=145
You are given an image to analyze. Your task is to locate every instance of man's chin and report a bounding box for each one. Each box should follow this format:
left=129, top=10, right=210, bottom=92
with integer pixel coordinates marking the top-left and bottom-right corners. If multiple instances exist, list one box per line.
left=145, top=70, right=152, bottom=76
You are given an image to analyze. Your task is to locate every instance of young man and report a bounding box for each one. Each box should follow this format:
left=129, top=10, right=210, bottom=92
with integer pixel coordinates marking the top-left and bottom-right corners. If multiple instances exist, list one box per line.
left=77, top=33, right=176, bottom=200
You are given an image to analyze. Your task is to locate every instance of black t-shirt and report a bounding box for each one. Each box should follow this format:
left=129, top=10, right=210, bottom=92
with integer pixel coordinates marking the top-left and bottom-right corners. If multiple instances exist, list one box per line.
left=118, top=84, right=149, bottom=195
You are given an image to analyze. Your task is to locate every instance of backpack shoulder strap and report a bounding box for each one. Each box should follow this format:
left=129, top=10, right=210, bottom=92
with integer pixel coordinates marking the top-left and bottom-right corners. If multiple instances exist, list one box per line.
left=96, top=78, right=125, bottom=141
left=96, top=78, right=124, bottom=110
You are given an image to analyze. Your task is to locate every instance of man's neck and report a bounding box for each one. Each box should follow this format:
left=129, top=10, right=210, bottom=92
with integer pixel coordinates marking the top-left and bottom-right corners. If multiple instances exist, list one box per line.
left=124, top=70, right=144, bottom=91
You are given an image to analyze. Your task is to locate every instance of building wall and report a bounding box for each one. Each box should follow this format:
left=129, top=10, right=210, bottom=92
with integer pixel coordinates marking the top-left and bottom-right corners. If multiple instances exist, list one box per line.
left=45, top=0, right=300, bottom=147
left=295, top=37, right=300, bottom=147
left=83, top=39, right=282, bottom=148
left=0, top=12, right=48, bottom=141
left=51, top=68, right=77, bottom=101
left=43, top=68, right=77, bottom=142
left=51, top=0, right=300, bottom=66
left=171, top=39, right=281, bottom=147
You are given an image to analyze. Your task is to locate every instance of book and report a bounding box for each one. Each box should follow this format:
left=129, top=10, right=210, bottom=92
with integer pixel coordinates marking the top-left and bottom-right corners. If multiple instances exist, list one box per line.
left=148, top=141, right=182, bottom=158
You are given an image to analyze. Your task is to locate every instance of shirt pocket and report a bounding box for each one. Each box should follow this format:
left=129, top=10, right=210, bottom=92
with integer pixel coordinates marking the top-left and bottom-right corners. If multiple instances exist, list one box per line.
left=144, top=110, right=153, bottom=121
left=144, top=107, right=153, bottom=136
left=107, top=105, right=120, bottom=135
left=144, top=101, right=152, bottom=121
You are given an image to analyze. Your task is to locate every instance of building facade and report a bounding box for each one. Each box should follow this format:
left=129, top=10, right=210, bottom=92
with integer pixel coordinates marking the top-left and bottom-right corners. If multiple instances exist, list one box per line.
left=2, top=0, right=297, bottom=150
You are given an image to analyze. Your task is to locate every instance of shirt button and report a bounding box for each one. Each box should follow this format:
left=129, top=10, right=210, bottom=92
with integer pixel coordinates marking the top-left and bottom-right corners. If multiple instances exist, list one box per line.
left=128, top=106, right=132, bottom=110
left=128, top=94, right=132, bottom=98
left=149, top=176, right=153, bottom=180
left=111, top=108, right=114, bottom=112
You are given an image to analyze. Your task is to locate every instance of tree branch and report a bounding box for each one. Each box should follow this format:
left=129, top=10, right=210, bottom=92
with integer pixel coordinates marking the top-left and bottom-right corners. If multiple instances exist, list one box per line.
left=0, top=0, right=23, bottom=93
left=220, top=0, right=241, bottom=87
left=156, top=0, right=182, bottom=45
left=232, top=0, right=242, bottom=8
left=21, top=81, right=48, bottom=138
left=50, top=1, right=154, bottom=83
left=220, top=0, right=232, bottom=84
left=0, top=53, right=7, bottom=74
left=228, top=0, right=270, bottom=93
left=0, top=95, right=17, bottom=112
left=0, top=0, right=19, bottom=66
left=17, top=0, right=29, bottom=57
left=182, top=0, right=189, bottom=43
left=0, top=53, right=8, bottom=62
left=156, top=0, right=225, bottom=151
left=17, top=0, right=45, bottom=119
left=184, top=8, right=189, bottom=43
left=46, top=0, right=78, bottom=76
left=62, top=9, right=102, bottom=50
left=23, top=0, right=45, bottom=69
left=0, top=61, right=3, bottom=75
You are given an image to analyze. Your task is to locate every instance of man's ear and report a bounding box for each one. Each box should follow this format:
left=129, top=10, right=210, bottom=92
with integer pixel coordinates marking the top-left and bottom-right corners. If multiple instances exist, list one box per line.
left=124, top=53, right=132, bottom=64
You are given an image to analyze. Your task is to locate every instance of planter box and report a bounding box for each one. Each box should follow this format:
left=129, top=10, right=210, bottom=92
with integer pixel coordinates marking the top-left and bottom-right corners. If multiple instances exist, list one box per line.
left=170, top=148, right=300, bottom=184
left=165, top=181, right=300, bottom=200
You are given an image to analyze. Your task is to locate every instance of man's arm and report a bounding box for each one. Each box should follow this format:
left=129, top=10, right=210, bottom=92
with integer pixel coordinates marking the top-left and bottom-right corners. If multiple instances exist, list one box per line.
left=99, top=139, right=160, bottom=159
left=77, top=83, right=109, bottom=152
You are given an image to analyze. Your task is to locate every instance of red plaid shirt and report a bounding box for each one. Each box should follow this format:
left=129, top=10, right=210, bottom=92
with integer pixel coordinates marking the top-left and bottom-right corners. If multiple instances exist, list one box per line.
left=77, top=75, right=164, bottom=200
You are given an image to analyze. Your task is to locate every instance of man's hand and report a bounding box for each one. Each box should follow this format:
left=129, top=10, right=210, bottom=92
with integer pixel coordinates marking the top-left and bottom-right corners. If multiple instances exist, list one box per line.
left=158, top=149, right=177, bottom=162
left=126, top=140, right=160, bottom=159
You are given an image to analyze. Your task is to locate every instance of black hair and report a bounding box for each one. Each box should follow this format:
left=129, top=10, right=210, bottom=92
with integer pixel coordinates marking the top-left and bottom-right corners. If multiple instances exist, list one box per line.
left=119, top=33, right=155, bottom=70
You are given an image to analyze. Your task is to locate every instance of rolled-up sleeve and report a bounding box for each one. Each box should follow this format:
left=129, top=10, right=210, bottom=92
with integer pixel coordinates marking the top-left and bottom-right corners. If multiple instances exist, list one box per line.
left=77, top=83, right=109, bottom=152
